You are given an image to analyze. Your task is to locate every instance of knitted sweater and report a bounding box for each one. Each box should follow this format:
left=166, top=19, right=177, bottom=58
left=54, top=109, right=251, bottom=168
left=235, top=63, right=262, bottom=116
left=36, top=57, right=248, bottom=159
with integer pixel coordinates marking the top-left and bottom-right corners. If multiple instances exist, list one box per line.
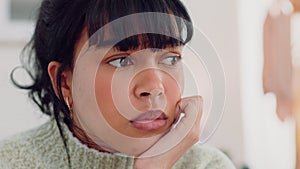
left=0, top=120, right=236, bottom=169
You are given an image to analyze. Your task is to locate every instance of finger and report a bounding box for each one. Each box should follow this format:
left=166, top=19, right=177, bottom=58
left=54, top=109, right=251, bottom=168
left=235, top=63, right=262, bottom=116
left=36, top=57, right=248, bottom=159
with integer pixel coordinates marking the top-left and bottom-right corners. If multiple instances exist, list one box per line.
left=175, top=96, right=202, bottom=130
left=139, top=96, right=203, bottom=158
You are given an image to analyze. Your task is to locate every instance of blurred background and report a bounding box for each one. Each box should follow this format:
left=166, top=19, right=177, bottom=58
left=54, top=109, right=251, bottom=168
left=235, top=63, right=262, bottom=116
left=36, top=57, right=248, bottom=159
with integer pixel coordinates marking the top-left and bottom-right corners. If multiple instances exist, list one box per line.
left=0, top=0, right=299, bottom=168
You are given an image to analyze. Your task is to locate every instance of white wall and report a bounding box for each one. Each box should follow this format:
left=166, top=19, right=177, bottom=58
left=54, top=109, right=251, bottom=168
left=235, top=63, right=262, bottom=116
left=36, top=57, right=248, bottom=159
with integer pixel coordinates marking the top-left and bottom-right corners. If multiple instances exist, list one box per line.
left=0, top=41, right=48, bottom=140
left=239, top=0, right=296, bottom=169
left=184, top=0, right=245, bottom=168
left=0, top=0, right=47, bottom=140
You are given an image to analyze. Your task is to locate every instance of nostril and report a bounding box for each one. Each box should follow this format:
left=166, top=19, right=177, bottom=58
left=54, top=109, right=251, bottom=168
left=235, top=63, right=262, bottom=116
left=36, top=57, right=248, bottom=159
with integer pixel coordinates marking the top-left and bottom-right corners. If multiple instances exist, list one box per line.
left=140, top=92, right=150, bottom=97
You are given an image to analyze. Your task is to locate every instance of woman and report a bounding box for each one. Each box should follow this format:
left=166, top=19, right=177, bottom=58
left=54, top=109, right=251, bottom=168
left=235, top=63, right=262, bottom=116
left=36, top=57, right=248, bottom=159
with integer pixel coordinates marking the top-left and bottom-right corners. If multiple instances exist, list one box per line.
left=0, top=0, right=235, bottom=168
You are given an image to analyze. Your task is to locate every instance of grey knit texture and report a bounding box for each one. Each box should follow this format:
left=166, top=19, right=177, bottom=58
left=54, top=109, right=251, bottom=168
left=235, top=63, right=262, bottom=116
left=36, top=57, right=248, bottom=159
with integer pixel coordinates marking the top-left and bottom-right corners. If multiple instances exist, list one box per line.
left=0, top=120, right=236, bottom=169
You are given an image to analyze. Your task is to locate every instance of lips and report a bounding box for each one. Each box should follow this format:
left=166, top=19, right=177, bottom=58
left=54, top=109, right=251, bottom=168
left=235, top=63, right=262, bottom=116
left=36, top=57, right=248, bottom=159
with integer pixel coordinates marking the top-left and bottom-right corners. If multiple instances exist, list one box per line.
left=130, top=110, right=168, bottom=131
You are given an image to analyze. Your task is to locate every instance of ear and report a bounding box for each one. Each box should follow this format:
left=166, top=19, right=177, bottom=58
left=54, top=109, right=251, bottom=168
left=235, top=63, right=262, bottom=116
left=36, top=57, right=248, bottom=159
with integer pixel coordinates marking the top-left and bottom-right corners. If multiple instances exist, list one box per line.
left=48, top=61, right=73, bottom=105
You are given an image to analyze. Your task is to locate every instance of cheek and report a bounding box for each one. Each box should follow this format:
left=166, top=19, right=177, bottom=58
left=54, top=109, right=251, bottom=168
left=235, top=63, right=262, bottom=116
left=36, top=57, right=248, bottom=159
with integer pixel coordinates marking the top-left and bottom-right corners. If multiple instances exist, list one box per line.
left=165, top=75, right=182, bottom=107
left=95, top=68, right=114, bottom=114
left=165, top=66, right=184, bottom=98
left=176, top=64, right=185, bottom=93
left=164, top=67, right=184, bottom=115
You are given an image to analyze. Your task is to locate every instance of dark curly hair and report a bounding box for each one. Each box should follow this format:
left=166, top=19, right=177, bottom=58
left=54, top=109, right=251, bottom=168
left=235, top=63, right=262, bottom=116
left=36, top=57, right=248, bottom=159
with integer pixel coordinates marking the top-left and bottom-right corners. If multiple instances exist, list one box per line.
left=11, top=0, right=193, bottom=167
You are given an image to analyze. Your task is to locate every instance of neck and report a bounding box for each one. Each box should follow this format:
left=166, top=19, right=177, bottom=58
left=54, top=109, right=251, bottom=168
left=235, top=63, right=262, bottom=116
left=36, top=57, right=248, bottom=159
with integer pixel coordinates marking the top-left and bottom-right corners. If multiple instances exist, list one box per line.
left=68, top=123, right=111, bottom=153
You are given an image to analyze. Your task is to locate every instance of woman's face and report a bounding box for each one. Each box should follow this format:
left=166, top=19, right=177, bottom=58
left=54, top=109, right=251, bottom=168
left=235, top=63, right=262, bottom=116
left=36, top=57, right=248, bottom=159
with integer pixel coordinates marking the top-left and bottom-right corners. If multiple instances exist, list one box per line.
left=73, top=33, right=184, bottom=139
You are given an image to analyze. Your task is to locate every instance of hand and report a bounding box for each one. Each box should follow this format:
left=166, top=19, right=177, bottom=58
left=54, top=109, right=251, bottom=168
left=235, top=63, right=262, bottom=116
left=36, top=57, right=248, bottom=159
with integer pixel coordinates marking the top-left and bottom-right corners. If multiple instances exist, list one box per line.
left=134, top=96, right=203, bottom=169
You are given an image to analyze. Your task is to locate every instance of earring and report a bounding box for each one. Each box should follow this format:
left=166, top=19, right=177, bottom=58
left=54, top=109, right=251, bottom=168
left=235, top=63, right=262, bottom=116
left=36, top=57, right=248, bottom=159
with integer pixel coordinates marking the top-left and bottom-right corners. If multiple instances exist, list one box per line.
left=65, top=96, right=73, bottom=120
left=65, top=96, right=72, bottom=111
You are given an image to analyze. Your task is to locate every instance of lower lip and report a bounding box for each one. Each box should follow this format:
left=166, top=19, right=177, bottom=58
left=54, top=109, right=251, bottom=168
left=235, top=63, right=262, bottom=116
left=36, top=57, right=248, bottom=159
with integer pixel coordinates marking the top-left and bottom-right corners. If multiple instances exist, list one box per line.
left=131, top=119, right=167, bottom=131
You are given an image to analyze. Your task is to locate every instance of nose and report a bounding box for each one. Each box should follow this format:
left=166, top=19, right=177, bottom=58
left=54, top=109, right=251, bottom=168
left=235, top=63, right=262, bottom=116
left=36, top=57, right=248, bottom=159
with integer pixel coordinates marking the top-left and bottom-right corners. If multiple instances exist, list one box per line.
left=134, top=69, right=165, bottom=99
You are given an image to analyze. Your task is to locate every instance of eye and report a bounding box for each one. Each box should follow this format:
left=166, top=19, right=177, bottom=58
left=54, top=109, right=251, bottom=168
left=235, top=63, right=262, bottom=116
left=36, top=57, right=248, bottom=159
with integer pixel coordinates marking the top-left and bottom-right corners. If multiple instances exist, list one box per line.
left=160, top=55, right=181, bottom=65
left=108, top=56, right=133, bottom=67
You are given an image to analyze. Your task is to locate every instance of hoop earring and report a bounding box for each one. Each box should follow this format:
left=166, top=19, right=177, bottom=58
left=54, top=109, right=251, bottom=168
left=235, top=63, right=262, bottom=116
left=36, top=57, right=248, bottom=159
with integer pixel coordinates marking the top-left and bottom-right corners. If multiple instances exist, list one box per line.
left=65, top=97, right=72, bottom=111
left=65, top=97, right=73, bottom=120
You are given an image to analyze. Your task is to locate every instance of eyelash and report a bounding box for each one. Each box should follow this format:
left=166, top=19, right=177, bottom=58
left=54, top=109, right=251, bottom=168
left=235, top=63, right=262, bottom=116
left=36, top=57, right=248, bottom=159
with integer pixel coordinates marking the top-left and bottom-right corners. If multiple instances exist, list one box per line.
left=107, top=56, right=133, bottom=68
left=160, top=55, right=182, bottom=66
left=107, top=54, right=182, bottom=68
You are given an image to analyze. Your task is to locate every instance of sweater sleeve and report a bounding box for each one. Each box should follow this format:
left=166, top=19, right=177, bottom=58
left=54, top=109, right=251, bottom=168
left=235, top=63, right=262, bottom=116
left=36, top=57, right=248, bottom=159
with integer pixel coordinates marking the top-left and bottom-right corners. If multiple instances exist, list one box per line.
left=0, top=160, right=10, bottom=169
left=173, top=143, right=236, bottom=169
left=203, top=146, right=236, bottom=169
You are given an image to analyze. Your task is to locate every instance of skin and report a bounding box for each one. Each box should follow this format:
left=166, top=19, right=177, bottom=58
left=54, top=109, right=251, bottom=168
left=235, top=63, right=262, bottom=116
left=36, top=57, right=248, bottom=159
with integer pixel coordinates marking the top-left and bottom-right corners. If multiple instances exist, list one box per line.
left=134, top=96, right=203, bottom=169
left=95, top=47, right=183, bottom=138
left=48, top=29, right=203, bottom=168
